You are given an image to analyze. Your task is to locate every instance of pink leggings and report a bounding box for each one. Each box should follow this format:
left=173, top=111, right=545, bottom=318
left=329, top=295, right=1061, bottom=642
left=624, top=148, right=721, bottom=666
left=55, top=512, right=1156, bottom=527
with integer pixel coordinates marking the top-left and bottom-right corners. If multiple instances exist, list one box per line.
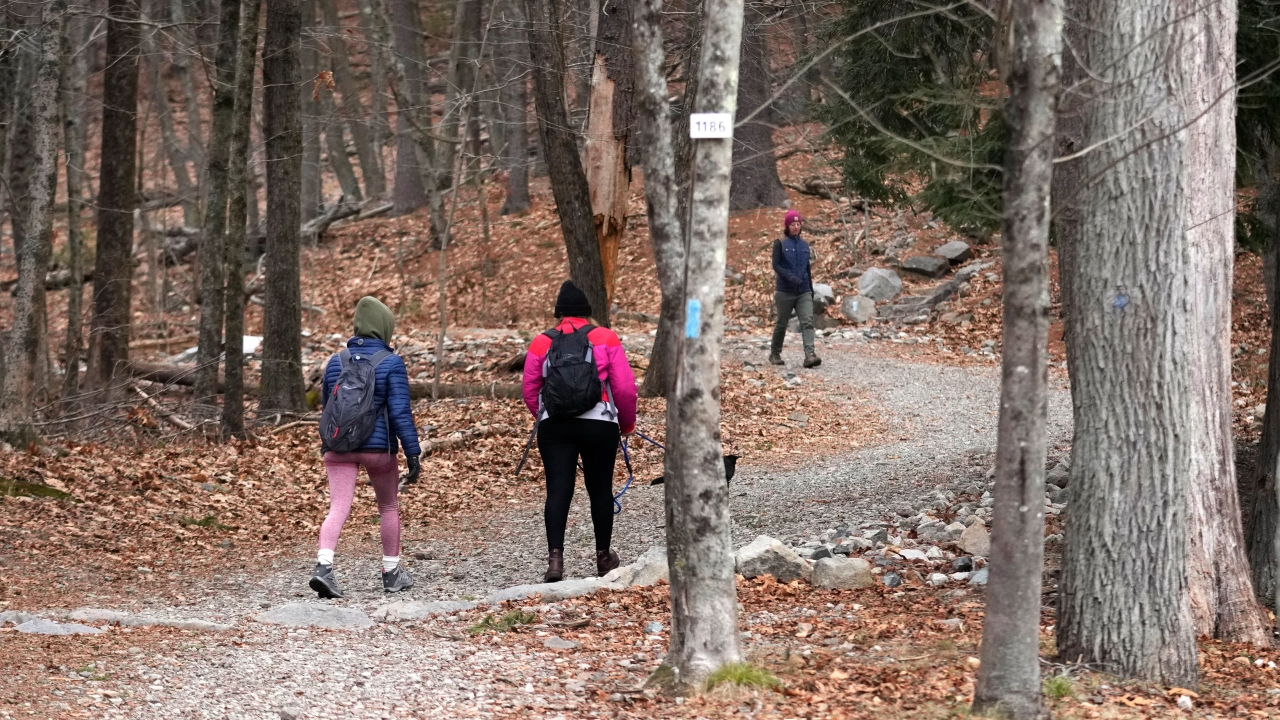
left=319, top=451, right=401, bottom=557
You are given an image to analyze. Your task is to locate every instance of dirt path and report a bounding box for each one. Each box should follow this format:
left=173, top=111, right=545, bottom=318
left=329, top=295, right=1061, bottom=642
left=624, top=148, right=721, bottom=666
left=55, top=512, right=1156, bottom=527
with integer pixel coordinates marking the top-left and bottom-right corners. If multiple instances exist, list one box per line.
left=5, top=338, right=1075, bottom=719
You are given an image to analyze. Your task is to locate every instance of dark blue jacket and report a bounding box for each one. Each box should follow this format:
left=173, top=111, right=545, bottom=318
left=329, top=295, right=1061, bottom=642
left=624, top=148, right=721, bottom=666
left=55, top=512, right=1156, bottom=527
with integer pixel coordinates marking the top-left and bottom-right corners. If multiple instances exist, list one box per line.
left=773, top=236, right=813, bottom=294
left=321, top=337, right=422, bottom=457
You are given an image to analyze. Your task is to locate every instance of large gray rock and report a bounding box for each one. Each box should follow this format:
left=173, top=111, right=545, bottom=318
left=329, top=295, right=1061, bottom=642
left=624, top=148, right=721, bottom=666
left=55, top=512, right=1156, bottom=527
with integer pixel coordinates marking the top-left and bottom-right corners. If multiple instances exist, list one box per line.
left=735, top=535, right=811, bottom=582
left=602, top=546, right=669, bottom=588
left=16, top=619, right=104, bottom=635
left=68, top=608, right=234, bottom=632
left=256, top=603, right=373, bottom=631
left=1046, top=463, right=1070, bottom=488
left=840, top=295, right=876, bottom=324
left=968, top=568, right=989, bottom=586
left=67, top=608, right=128, bottom=624
left=812, top=283, right=836, bottom=312
left=0, top=611, right=37, bottom=626
left=856, top=268, right=903, bottom=302
left=812, top=557, right=873, bottom=589
left=959, top=523, right=991, bottom=556
left=902, top=255, right=951, bottom=278
left=487, top=577, right=620, bottom=604
left=915, top=520, right=949, bottom=544
left=373, top=600, right=478, bottom=622
left=933, top=240, right=973, bottom=264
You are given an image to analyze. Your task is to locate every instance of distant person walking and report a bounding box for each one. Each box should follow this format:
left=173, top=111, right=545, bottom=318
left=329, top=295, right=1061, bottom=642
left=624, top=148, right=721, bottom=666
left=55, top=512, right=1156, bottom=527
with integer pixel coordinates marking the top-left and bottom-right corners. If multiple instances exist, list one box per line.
left=310, top=296, right=421, bottom=599
left=771, top=209, right=821, bottom=368
left=522, top=281, right=638, bottom=583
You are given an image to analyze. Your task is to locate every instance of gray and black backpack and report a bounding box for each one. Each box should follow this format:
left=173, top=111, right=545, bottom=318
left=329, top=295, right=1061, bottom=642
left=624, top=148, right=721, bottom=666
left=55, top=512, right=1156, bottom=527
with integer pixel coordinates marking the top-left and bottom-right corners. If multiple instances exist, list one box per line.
left=319, top=348, right=392, bottom=452
left=541, top=324, right=603, bottom=419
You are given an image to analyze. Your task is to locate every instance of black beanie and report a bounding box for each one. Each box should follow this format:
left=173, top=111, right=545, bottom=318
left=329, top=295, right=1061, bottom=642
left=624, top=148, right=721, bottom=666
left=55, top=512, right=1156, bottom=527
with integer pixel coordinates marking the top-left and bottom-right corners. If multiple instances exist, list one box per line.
left=553, top=280, right=592, bottom=318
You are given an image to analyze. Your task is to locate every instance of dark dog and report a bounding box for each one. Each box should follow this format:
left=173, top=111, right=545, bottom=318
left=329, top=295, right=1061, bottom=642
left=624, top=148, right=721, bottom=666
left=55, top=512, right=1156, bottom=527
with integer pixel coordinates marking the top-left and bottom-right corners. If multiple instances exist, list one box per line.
left=650, top=455, right=740, bottom=486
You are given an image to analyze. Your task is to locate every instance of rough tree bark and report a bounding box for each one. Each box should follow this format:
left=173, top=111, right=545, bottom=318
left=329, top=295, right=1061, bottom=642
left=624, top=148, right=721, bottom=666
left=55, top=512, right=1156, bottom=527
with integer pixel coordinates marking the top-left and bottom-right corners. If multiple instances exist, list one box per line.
left=583, top=0, right=633, bottom=303
left=970, top=0, right=1061, bottom=716
left=386, top=0, right=430, bottom=215
left=193, top=0, right=243, bottom=408
left=85, top=0, right=142, bottom=400
left=300, top=0, right=322, bottom=223
left=0, top=0, right=65, bottom=441
left=651, top=0, right=743, bottom=692
left=260, top=0, right=307, bottom=413
left=1251, top=141, right=1280, bottom=605
left=355, top=0, right=391, bottom=164
left=440, top=0, right=483, bottom=189
left=1057, top=0, right=1209, bottom=686
left=1051, top=0, right=1084, bottom=358
left=495, top=0, right=531, bottom=214
left=524, top=0, right=610, bottom=326
left=318, top=83, right=364, bottom=202
left=222, top=0, right=261, bottom=438
left=1182, top=0, right=1269, bottom=645
left=320, top=0, right=384, bottom=198
left=727, top=7, right=786, bottom=211
left=60, top=13, right=90, bottom=402
left=170, top=0, right=205, bottom=174
left=142, top=1, right=199, bottom=228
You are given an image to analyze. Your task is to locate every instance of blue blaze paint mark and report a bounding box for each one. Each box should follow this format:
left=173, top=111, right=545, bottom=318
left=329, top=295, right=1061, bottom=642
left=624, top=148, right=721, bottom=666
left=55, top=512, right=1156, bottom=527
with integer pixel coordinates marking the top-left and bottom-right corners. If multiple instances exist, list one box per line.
left=1113, top=293, right=1128, bottom=310
left=685, top=299, right=703, bottom=338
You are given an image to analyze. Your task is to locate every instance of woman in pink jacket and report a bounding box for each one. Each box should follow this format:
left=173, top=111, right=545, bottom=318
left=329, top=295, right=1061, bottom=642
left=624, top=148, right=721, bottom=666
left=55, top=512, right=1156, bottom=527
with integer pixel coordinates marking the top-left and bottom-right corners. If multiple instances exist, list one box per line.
left=523, top=281, right=638, bottom=582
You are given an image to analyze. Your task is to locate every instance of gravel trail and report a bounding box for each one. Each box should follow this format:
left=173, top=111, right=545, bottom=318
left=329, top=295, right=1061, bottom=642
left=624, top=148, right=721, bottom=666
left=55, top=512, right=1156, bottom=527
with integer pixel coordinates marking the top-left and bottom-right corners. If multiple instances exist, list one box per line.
left=21, top=337, right=1075, bottom=720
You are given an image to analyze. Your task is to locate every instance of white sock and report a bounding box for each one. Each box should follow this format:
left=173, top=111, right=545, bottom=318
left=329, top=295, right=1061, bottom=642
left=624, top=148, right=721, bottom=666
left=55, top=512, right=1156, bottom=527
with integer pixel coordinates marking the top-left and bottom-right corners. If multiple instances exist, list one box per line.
left=317, top=549, right=334, bottom=566
left=382, top=556, right=400, bottom=573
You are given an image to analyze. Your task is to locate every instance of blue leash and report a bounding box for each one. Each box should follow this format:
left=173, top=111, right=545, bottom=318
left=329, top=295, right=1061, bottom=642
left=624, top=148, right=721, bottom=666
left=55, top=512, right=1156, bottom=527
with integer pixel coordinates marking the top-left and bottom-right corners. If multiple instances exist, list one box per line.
left=612, top=430, right=665, bottom=514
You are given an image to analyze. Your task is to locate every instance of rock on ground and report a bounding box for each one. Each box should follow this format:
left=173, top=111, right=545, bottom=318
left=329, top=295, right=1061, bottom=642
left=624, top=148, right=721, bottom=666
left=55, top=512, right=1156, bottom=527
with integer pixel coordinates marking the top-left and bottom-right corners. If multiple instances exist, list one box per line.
left=735, top=535, right=811, bottom=582
left=933, top=240, right=973, bottom=264
left=959, top=523, right=991, bottom=556
left=902, top=255, right=951, bottom=278
left=373, top=600, right=478, bottom=622
left=840, top=295, right=876, bottom=323
left=255, top=603, right=373, bottom=631
left=0, top=610, right=37, bottom=626
left=487, top=577, right=620, bottom=604
left=856, top=268, right=902, bottom=302
left=813, top=283, right=836, bottom=312
left=812, top=557, right=873, bottom=589
left=15, top=618, right=104, bottom=635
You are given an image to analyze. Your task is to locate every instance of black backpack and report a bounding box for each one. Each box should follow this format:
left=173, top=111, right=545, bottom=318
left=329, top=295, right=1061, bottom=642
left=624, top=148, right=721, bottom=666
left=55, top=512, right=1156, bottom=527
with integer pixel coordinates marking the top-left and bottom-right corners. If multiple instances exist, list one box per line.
left=541, top=324, right=603, bottom=419
left=319, top=348, right=393, bottom=452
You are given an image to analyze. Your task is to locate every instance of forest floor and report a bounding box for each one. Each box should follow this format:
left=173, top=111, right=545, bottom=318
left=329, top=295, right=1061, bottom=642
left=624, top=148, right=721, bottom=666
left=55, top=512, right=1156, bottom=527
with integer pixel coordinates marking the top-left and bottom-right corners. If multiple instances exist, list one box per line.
left=2, top=125, right=1280, bottom=718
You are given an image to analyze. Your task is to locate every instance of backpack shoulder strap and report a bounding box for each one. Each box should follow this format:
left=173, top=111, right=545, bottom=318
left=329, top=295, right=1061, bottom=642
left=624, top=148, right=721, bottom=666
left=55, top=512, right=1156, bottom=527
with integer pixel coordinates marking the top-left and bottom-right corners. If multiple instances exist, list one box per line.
left=368, top=349, right=393, bottom=368
left=338, top=349, right=351, bottom=367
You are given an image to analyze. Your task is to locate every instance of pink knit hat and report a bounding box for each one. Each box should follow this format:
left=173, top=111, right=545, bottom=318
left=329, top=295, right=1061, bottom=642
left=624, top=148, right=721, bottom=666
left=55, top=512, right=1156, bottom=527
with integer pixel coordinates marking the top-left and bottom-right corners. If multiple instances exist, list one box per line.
left=784, top=210, right=803, bottom=234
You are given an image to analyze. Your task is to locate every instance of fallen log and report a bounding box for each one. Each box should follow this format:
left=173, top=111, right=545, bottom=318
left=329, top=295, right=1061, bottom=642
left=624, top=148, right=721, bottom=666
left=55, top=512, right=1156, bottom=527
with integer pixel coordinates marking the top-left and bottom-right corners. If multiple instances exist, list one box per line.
left=878, top=260, right=995, bottom=320
left=129, top=333, right=200, bottom=351
left=300, top=197, right=360, bottom=244
left=3, top=268, right=95, bottom=294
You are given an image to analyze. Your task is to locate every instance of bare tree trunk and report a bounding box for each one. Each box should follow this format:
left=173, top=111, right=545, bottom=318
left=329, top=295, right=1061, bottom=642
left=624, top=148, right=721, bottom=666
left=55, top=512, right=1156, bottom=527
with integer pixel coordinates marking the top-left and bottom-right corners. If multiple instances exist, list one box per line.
left=86, top=0, right=141, bottom=400
left=1251, top=145, right=1280, bottom=605
left=318, top=83, right=364, bottom=202
left=1051, top=0, right=1085, bottom=359
left=194, top=0, right=244, bottom=408
left=524, top=0, right=610, bottom=326
left=260, top=0, right=306, bottom=413
left=222, top=0, right=261, bottom=438
left=0, top=0, right=64, bottom=441
left=385, top=0, right=430, bottom=215
left=440, top=0, right=483, bottom=189
left=355, top=0, right=391, bottom=169
left=652, top=0, right=743, bottom=692
left=170, top=0, right=206, bottom=175
left=60, top=14, right=90, bottom=402
left=583, top=0, right=632, bottom=303
left=727, top=7, right=786, bottom=211
left=300, top=0, right=322, bottom=223
left=1181, top=0, right=1269, bottom=645
left=495, top=0, right=531, bottom=214
left=143, top=0, right=200, bottom=227
left=1057, top=0, right=1207, bottom=686
left=631, top=0, right=685, bottom=399
left=970, top=0, right=1060, bottom=716
left=319, top=0, right=384, bottom=198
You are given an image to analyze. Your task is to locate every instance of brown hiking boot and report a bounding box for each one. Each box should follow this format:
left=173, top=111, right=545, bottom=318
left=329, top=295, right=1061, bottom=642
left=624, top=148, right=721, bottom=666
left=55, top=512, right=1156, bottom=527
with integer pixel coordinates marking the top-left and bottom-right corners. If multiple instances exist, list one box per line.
left=768, top=352, right=784, bottom=365
left=803, top=353, right=822, bottom=368
left=596, top=549, right=620, bottom=577
left=545, top=549, right=564, bottom=583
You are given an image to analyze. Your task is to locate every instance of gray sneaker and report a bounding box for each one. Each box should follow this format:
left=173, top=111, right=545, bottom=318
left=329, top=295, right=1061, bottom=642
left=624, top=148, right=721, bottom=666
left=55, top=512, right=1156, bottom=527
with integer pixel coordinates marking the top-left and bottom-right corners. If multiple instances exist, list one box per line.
left=309, top=563, right=343, bottom=599
left=382, top=566, right=414, bottom=593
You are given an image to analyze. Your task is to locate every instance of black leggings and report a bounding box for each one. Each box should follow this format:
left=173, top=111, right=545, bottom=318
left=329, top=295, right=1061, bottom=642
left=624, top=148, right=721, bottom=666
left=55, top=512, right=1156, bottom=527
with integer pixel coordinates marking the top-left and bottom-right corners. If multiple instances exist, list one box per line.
left=538, top=418, right=620, bottom=552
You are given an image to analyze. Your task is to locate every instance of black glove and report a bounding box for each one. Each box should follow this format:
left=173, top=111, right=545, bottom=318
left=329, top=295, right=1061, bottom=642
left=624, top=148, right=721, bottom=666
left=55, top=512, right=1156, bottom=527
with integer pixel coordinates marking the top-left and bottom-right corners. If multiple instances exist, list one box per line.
left=401, top=454, right=421, bottom=486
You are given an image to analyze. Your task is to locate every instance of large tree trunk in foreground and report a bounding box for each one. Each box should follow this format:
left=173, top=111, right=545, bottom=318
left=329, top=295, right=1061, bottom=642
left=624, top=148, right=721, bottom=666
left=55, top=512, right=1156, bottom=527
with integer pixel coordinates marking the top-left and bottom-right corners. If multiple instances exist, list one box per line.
left=86, top=0, right=142, bottom=400
left=60, top=14, right=91, bottom=402
left=222, top=0, right=262, bottom=438
left=524, top=0, right=610, bottom=326
left=1057, top=0, right=1207, bottom=686
left=0, top=0, right=65, bottom=441
left=727, top=9, right=786, bottom=211
left=971, top=0, right=1060, bottom=716
left=194, top=0, right=244, bottom=408
left=1182, top=0, right=1269, bottom=645
left=260, top=0, right=307, bottom=413
left=583, top=0, right=633, bottom=303
left=653, top=0, right=743, bottom=691
left=495, top=0, right=531, bottom=215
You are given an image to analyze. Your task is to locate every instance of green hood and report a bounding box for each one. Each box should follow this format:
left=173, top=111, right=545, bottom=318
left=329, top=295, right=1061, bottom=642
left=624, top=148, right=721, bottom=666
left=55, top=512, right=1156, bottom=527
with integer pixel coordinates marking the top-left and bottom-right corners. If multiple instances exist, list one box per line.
left=353, top=296, right=395, bottom=344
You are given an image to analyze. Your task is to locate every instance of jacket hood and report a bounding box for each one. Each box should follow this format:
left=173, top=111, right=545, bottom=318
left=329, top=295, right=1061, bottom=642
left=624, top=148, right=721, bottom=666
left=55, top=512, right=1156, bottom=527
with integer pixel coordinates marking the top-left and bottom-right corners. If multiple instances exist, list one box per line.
left=353, top=296, right=395, bottom=345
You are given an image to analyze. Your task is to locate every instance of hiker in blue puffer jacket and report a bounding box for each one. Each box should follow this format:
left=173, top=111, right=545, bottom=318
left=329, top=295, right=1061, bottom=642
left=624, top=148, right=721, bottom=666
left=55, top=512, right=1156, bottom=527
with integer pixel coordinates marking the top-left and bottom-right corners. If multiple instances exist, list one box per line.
left=309, top=296, right=422, bottom=599
left=771, top=209, right=821, bottom=368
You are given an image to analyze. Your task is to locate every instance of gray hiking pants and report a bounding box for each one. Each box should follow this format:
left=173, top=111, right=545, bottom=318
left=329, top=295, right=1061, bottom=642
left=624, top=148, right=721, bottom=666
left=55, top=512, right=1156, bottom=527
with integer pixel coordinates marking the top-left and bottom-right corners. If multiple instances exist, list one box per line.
left=771, top=291, right=815, bottom=356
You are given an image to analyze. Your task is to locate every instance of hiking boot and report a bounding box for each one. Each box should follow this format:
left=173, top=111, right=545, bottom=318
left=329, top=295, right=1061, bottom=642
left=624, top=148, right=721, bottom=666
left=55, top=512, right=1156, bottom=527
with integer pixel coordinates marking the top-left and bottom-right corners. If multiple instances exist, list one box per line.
left=382, top=566, right=414, bottom=593
left=309, top=563, right=343, bottom=599
left=545, top=549, right=564, bottom=583
left=803, top=353, right=822, bottom=368
left=768, top=352, right=784, bottom=366
left=596, top=549, right=621, bottom=577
